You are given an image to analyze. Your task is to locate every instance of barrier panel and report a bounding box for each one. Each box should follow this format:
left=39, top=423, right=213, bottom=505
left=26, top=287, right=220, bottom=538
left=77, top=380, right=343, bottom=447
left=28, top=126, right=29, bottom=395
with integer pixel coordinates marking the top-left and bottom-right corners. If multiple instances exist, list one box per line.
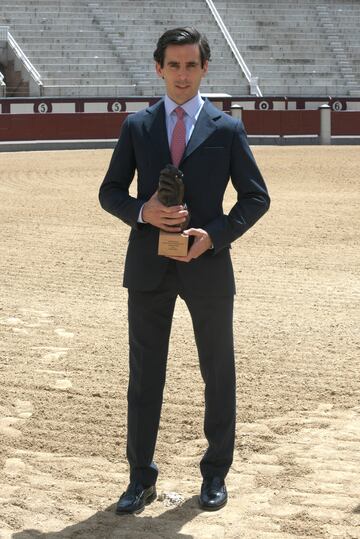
left=0, top=112, right=128, bottom=141
left=242, top=110, right=320, bottom=136
left=331, top=111, right=360, bottom=136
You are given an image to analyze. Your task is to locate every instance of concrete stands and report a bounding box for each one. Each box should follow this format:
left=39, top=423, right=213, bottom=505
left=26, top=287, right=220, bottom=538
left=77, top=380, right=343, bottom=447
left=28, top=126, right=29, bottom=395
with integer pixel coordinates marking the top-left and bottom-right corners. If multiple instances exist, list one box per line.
left=0, top=0, right=136, bottom=96
left=316, top=0, right=360, bottom=96
left=87, top=0, right=248, bottom=96
left=0, top=0, right=358, bottom=97
left=215, top=0, right=359, bottom=96
left=0, top=0, right=248, bottom=96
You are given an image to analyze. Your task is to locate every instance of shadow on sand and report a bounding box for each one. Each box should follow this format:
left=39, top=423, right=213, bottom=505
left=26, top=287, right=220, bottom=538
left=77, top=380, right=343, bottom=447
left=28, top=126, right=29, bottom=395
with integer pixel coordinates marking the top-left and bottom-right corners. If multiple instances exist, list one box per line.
left=12, top=496, right=202, bottom=539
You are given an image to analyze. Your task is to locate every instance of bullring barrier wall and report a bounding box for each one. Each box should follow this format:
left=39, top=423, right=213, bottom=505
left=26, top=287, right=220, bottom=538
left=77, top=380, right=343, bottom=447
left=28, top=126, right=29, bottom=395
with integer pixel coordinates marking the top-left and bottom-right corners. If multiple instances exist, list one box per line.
left=0, top=96, right=359, bottom=142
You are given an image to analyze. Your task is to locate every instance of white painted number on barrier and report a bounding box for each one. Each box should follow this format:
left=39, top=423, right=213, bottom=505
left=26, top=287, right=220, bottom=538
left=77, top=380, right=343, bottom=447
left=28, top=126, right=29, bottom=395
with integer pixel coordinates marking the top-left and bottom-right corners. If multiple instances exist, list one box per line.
left=259, top=101, right=270, bottom=110
left=111, top=101, right=121, bottom=112
left=332, top=101, right=343, bottom=111
left=38, top=103, right=48, bottom=113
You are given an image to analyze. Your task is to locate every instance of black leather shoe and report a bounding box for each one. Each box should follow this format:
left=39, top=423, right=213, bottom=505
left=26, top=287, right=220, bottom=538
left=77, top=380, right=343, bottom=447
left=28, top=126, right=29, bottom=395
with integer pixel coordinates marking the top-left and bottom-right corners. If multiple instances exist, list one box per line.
left=199, top=476, right=227, bottom=511
left=116, top=482, right=157, bottom=514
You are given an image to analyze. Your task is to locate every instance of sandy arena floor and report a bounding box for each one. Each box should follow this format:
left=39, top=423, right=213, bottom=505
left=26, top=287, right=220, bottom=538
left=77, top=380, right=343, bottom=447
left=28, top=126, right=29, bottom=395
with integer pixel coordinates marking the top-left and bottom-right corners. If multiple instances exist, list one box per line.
left=0, top=146, right=359, bottom=539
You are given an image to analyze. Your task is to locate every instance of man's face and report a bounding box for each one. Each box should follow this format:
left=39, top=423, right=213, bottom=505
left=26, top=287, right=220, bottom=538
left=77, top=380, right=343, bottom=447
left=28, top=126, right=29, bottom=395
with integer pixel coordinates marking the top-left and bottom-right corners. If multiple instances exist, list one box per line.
left=156, top=43, right=208, bottom=105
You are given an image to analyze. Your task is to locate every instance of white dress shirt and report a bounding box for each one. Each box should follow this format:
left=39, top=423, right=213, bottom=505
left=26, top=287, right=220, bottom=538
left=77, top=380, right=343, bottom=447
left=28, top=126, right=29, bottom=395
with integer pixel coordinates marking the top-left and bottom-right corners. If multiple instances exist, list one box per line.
left=164, top=92, right=204, bottom=145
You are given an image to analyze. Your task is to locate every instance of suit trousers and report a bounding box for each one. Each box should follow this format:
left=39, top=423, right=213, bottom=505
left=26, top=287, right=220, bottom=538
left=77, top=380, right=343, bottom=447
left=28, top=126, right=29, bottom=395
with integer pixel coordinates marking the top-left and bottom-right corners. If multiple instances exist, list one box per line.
left=126, top=261, right=236, bottom=487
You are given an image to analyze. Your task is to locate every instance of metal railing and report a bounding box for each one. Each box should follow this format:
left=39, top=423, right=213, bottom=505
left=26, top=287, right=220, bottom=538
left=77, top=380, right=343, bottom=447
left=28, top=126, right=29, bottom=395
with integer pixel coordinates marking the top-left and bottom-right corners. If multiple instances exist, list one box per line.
left=205, top=0, right=262, bottom=97
left=7, top=31, right=43, bottom=91
left=0, top=27, right=6, bottom=96
left=0, top=26, right=43, bottom=92
left=0, top=72, right=5, bottom=97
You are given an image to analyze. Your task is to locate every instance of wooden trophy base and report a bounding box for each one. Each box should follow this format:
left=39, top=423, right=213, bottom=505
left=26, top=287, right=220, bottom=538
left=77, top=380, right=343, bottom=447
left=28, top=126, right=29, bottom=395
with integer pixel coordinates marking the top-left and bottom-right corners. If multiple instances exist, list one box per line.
left=158, top=230, right=189, bottom=257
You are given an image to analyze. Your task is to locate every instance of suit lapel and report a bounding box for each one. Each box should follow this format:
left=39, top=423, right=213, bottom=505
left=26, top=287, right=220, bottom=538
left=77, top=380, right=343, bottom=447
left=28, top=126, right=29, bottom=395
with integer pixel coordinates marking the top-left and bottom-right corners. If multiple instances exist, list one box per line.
left=143, top=98, right=222, bottom=167
left=144, top=99, right=172, bottom=164
left=182, top=99, right=221, bottom=163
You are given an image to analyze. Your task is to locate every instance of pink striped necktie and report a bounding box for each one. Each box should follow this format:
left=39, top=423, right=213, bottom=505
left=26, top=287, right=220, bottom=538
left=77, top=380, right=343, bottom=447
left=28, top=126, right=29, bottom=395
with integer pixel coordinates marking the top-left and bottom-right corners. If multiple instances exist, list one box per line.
left=170, top=106, right=186, bottom=168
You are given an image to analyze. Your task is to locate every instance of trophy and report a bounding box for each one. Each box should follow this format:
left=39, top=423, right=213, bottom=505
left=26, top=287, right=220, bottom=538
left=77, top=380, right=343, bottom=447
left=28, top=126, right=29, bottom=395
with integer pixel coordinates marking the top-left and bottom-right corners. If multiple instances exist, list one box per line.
left=157, top=164, right=190, bottom=257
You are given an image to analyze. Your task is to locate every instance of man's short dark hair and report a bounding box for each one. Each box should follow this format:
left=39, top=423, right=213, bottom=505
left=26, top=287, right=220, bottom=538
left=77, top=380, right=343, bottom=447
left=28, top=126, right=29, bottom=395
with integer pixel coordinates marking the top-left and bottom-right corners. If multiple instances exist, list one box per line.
left=153, top=27, right=211, bottom=68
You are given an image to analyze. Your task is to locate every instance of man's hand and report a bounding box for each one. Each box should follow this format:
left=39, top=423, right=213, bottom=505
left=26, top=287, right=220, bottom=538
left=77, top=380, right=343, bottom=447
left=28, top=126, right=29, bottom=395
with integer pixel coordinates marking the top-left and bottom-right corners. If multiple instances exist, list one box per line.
left=142, top=191, right=188, bottom=232
left=169, top=228, right=213, bottom=263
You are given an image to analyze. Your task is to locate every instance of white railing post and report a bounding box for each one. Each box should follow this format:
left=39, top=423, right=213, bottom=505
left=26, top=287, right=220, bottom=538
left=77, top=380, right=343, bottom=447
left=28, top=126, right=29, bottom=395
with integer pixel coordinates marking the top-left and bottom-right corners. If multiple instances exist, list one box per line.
left=0, top=26, right=9, bottom=41
left=204, top=0, right=262, bottom=97
left=250, top=77, right=260, bottom=95
left=230, top=104, right=243, bottom=121
left=319, top=104, right=331, bottom=145
left=0, top=26, right=8, bottom=96
left=0, top=75, right=5, bottom=96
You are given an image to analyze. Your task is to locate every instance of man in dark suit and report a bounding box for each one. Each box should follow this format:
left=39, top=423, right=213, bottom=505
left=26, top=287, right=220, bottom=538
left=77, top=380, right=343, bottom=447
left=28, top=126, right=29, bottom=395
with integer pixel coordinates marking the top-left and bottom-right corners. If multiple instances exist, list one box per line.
left=99, top=27, right=270, bottom=514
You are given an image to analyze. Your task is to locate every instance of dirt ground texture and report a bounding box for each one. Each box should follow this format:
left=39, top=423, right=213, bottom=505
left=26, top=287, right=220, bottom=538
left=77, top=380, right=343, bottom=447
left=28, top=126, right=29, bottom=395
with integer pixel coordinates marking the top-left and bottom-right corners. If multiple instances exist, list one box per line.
left=0, top=146, right=359, bottom=539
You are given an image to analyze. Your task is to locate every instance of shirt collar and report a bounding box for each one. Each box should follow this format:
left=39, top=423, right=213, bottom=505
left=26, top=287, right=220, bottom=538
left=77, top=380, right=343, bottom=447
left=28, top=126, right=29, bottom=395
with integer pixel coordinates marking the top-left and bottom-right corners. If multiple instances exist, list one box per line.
left=164, top=92, right=204, bottom=119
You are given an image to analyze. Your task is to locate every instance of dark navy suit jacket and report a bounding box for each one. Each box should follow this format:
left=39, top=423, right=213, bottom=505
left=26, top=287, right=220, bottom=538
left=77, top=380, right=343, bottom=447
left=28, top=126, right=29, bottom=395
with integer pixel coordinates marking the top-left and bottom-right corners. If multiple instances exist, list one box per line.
left=99, top=98, right=270, bottom=296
